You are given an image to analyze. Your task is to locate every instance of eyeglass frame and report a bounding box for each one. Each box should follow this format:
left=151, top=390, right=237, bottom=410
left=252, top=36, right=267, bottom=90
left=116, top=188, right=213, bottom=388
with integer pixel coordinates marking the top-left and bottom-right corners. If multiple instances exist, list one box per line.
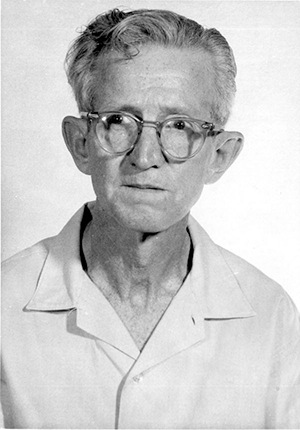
left=80, top=111, right=220, bottom=161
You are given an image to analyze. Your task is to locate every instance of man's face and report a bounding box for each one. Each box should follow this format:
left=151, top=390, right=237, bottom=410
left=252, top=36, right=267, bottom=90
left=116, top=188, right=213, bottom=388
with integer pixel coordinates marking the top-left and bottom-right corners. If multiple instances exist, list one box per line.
left=86, top=45, right=217, bottom=233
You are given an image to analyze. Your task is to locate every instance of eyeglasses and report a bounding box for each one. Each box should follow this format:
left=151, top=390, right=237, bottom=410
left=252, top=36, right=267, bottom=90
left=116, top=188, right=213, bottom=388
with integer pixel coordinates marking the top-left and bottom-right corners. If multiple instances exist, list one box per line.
left=81, top=111, right=217, bottom=160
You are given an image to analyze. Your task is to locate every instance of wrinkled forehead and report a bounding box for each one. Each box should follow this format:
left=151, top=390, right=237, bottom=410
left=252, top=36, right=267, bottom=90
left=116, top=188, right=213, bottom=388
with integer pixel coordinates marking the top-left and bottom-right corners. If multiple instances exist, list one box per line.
left=91, top=45, right=216, bottom=114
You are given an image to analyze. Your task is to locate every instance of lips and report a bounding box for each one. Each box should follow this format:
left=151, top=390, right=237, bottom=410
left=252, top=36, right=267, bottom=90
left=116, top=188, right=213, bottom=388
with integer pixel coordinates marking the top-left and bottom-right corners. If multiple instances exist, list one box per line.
left=125, top=184, right=164, bottom=190
left=122, top=178, right=166, bottom=191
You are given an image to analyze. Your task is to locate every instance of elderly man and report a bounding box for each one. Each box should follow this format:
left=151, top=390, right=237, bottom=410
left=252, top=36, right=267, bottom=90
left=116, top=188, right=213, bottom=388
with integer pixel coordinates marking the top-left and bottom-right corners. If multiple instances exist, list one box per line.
left=1, top=8, right=299, bottom=429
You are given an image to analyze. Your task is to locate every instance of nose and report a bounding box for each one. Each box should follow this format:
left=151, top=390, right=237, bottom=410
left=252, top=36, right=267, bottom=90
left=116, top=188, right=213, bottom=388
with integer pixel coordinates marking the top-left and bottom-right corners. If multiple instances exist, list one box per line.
left=128, top=124, right=165, bottom=169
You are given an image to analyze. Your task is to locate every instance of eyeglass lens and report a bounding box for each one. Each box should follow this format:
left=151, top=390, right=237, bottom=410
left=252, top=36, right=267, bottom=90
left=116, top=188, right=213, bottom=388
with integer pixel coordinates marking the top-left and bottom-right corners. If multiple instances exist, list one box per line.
left=95, top=113, right=206, bottom=158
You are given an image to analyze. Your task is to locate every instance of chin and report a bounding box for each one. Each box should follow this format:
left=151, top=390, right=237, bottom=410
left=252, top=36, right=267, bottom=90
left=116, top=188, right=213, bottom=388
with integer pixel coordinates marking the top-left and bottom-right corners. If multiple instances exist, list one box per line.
left=120, top=217, right=169, bottom=234
left=114, top=206, right=188, bottom=234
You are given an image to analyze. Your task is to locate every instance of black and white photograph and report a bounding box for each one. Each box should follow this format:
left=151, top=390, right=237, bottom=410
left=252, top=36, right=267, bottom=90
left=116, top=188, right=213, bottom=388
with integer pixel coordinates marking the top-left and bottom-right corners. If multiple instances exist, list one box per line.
left=2, top=0, right=300, bottom=428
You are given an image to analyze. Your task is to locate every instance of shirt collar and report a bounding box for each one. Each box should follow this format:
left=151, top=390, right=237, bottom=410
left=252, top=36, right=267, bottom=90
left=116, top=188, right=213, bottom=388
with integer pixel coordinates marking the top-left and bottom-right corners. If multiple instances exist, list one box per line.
left=26, top=203, right=255, bottom=319
left=25, top=204, right=91, bottom=311
left=187, top=217, right=255, bottom=318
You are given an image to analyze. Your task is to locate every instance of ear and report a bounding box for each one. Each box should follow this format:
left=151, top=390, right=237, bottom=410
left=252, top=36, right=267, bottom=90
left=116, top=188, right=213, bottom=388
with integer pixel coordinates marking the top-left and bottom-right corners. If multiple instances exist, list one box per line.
left=205, top=131, right=244, bottom=184
left=62, top=116, right=91, bottom=175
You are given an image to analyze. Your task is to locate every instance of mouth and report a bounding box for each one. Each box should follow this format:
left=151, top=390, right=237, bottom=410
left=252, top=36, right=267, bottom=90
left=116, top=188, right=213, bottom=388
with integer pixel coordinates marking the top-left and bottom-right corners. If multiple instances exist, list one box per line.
left=125, top=184, right=165, bottom=191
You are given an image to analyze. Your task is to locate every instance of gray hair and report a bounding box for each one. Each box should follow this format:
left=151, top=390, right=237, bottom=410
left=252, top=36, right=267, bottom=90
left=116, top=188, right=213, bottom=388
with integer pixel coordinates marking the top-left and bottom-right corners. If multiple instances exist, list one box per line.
left=65, top=8, right=237, bottom=125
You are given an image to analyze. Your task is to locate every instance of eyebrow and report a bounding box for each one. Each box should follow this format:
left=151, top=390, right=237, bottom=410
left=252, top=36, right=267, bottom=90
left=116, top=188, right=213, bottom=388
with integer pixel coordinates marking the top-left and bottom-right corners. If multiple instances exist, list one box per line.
left=103, top=104, right=192, bottom=118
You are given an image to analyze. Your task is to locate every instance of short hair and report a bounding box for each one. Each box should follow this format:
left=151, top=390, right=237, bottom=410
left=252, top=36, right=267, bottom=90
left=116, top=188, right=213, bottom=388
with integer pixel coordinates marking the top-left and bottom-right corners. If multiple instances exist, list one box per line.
left=65, top=8, right=237, bottom=125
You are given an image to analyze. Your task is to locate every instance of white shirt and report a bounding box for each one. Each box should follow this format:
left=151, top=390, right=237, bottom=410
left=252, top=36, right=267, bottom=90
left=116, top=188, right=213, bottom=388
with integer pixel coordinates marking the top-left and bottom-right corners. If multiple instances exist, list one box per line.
left=1, top=203, right=300, bottom=428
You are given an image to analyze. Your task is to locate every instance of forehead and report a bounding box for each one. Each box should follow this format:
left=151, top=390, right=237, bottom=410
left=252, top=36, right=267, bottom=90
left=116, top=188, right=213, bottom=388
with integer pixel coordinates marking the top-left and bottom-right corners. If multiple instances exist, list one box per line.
left=93, top=46, right=215, bottom=117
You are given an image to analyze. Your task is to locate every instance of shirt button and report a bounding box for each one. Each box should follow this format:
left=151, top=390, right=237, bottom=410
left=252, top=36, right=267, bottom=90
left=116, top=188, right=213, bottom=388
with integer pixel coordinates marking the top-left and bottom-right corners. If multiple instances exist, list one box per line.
left=133, top=374, right=143, bottom=383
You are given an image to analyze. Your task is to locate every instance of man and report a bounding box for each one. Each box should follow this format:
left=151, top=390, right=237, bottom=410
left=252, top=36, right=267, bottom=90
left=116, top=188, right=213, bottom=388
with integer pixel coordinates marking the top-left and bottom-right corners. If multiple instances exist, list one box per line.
left=1, top=8, right=299, bottom=429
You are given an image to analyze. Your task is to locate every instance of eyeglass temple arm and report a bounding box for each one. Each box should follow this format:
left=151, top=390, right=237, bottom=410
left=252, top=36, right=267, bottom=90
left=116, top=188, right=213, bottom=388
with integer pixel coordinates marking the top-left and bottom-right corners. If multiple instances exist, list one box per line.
left=80, top=112, right=99, bottom=120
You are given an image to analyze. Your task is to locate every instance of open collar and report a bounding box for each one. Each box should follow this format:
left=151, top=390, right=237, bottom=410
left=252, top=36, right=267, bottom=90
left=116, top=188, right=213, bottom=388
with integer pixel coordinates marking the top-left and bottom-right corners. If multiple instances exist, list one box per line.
left=188, top=217, right=256, bottom=319
left=26, top=203, right=255, bottom=320
left=25, top=204, right=90, bottom=311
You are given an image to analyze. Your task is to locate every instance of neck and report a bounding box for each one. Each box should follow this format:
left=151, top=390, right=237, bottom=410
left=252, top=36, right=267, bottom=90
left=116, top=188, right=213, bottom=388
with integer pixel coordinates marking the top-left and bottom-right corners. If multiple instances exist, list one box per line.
left=82, top=205, right=192, bottom=305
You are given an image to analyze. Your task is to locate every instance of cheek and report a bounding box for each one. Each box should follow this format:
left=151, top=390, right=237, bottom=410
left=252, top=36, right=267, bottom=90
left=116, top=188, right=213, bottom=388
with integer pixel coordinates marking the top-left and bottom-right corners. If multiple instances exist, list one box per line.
left=89, top=153, right=120, bottom=199
left=173, top=161, right=207, bottom=210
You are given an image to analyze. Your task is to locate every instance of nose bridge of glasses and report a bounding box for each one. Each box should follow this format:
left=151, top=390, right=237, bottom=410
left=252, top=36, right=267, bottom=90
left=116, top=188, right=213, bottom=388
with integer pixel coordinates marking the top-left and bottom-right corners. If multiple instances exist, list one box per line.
left=141, top=119, right=161, bottom=132
left=134, top=119, right=164, bottom=159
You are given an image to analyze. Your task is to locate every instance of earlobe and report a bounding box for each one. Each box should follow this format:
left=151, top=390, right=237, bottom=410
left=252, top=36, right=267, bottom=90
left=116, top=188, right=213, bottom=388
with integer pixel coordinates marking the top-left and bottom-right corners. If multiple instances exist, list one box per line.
left=62, top=116, right=91, bottom=175
left=205, top=131, right=244, bottom=184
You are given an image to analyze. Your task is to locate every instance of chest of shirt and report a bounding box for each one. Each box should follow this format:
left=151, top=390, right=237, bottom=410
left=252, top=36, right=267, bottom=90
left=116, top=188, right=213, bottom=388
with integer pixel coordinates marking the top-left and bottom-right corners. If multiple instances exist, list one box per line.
left=2, top=307, right=276, bottom=429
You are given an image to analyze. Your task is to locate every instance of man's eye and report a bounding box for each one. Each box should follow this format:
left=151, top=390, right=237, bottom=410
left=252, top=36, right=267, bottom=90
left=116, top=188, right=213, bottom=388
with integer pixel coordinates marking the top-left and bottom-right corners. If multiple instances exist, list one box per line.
left=173, top=120, right=186, bottom=130
left=107, top=114, right=124, bottom=125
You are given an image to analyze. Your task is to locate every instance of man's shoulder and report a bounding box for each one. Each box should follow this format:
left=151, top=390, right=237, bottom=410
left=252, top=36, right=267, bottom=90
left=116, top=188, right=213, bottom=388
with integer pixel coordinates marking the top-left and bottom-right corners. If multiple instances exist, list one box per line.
left=2, top=234, right=57, bottom=271
left=2, top=240, right=49, bottom=272
left=217, top=245, right=281, bottom=291
left=217, top=245, right=299, bottom=349
left=217, top=244, right=297, bottom=315
left=190, top=217, right=286, bottom=303
left=1, top=238, right=54, bottom=305
left=2, top=203, right=87, bottom=289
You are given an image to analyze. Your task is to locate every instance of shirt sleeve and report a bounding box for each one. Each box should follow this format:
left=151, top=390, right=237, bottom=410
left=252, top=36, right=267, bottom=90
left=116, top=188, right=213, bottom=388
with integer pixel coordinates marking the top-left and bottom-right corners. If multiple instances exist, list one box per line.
left=266, top=292, right=300, bottom=428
